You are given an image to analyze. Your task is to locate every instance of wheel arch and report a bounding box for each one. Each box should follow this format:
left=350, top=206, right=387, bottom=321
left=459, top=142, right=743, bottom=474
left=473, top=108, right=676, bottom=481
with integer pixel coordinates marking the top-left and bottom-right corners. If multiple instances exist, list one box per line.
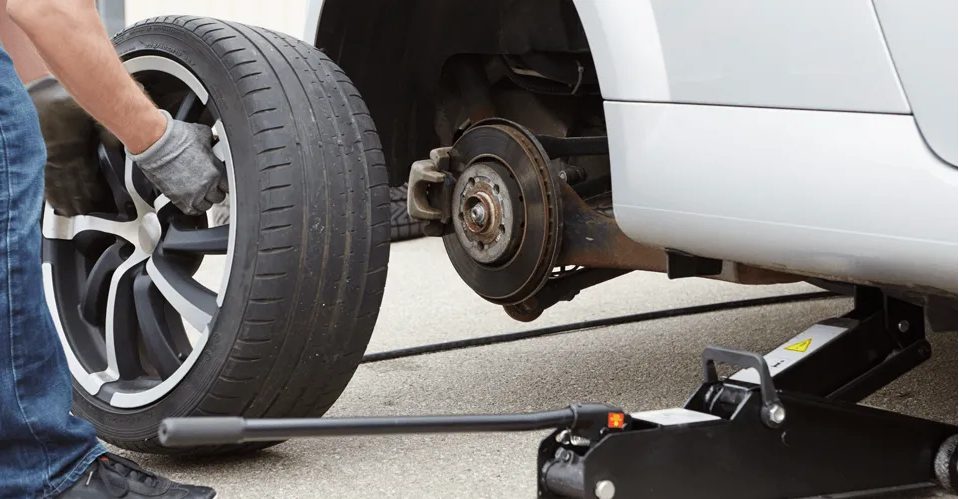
left=312, top=0, right=594, bottom=185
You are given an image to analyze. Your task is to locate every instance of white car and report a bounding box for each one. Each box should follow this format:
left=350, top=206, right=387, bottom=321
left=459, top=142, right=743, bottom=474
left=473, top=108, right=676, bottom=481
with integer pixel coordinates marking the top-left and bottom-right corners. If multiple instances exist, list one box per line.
left=307, top=0, right=956, bottom=316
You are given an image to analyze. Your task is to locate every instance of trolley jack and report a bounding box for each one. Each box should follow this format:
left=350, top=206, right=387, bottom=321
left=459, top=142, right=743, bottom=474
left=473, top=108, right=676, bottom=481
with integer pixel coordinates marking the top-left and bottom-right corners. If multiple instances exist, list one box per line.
left=160, top=288, right=957, bottom=498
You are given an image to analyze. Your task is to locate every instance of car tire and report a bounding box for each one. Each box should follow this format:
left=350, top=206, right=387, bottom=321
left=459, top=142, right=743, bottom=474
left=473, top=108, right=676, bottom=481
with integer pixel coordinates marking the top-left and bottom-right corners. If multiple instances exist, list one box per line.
left=41, top=17, right=389, bottom=454
left=389, top=184, right=427, bottom=241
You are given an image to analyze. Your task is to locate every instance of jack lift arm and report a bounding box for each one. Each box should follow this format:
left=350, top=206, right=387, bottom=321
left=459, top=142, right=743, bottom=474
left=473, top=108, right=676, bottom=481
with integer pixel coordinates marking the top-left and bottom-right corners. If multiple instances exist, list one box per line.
left=161, top=288, right=957, bottom=498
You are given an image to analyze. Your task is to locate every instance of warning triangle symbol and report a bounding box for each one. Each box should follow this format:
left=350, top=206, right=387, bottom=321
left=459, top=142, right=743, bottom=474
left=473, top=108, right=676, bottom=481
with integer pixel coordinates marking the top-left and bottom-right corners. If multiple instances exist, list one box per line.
left=785, top=338, right=812, bottom=353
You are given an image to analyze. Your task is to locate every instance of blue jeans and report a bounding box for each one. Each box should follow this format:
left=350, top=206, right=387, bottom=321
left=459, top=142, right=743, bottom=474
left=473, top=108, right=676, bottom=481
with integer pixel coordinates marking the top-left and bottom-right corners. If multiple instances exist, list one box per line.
left=0, top=48, right=105, bottom=497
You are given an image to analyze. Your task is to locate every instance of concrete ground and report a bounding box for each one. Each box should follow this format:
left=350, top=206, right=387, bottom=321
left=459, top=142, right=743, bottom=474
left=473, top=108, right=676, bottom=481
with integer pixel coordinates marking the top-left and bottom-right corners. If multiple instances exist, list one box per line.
left=116, top=238, right=957, bottom=498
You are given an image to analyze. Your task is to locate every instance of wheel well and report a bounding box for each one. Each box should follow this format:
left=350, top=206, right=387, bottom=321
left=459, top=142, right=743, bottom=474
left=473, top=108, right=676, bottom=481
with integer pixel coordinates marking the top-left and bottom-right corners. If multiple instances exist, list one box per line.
left=315, top=0, right=603, bottom=185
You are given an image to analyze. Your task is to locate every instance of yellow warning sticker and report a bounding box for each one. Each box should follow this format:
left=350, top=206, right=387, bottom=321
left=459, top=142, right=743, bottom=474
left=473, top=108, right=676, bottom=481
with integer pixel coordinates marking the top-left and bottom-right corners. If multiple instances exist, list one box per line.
left=785, top=338, right=812, bottom=353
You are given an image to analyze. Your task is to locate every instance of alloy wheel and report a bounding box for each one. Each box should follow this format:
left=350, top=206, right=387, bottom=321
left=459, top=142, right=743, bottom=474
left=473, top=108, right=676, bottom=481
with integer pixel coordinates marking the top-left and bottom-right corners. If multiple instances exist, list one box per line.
left=42, top=56, right=236, bottom=409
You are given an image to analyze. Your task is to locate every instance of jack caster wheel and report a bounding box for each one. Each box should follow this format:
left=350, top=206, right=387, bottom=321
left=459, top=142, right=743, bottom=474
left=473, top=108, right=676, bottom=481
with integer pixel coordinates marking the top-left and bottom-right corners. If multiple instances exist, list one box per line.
left=42, top=17, right=389, bottom=454
left=936, top=435, right=958, bottom=493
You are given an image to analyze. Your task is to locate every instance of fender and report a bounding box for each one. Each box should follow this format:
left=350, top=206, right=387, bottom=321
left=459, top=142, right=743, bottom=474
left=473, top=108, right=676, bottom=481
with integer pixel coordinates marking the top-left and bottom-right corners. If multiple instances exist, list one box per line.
left=571, top=0, right=909, bottom=113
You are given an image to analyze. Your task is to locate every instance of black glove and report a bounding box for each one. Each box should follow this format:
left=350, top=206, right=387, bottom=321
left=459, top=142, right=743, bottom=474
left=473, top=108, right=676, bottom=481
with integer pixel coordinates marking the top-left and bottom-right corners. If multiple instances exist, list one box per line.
left=28, top=77, right=112, bottom=216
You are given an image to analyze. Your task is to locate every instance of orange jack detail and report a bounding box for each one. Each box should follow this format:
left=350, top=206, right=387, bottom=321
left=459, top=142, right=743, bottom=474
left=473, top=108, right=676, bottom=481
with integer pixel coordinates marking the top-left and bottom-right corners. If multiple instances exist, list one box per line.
left=607, top=412, right=626, bottom=429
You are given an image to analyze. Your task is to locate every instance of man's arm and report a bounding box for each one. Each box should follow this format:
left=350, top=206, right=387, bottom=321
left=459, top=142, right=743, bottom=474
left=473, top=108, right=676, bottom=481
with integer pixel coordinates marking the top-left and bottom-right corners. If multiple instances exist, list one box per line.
left=0, top=0, right=49, bottom=83
left=6, top=0, right=165, bottom=154
left=6, top=0, right=227, bottom=215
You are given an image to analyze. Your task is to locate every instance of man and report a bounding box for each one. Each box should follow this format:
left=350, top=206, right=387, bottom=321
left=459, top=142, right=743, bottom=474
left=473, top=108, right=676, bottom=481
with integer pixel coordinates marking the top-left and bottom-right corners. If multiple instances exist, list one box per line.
left=1, top=0, right=220, bottom=497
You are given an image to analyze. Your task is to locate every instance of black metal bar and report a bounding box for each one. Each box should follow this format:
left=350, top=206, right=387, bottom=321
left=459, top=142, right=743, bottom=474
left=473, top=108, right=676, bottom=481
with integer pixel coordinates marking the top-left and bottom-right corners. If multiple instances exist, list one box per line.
left=160, top=408, right=576, bottom=447
left=830, top=339, right=932, bottom=402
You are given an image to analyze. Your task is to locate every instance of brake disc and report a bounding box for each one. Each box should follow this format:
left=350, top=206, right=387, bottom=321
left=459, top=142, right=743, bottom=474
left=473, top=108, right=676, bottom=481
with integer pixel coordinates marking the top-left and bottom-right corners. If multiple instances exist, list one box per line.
left=443, top=119, right=563, bottom=305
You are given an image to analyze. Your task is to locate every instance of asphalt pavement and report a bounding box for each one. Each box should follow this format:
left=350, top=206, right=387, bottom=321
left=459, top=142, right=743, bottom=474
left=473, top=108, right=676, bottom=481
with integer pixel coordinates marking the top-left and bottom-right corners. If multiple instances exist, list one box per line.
left=114, top=237, right=958, bottom=498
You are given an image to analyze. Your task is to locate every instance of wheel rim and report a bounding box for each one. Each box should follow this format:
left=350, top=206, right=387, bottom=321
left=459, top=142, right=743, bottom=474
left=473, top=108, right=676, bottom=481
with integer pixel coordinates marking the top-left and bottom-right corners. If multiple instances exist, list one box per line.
left=42, top=56, right=237, bottom=409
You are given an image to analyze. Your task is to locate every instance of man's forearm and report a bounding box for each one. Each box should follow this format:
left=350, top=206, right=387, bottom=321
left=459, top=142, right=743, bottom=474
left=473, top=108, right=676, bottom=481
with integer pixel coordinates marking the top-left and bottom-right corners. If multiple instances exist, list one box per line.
left=7, top=0, right=166, bottom=153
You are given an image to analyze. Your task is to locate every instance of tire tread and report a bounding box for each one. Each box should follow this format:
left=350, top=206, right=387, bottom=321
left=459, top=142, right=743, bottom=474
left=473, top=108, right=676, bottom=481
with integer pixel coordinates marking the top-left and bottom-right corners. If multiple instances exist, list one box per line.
left=99, top=16, right=390, bottom=454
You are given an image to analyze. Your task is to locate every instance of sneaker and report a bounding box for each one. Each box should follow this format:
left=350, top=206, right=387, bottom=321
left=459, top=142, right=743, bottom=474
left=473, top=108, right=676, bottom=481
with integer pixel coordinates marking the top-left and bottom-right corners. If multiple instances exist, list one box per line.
left=58, top=453, right=215, bottom=498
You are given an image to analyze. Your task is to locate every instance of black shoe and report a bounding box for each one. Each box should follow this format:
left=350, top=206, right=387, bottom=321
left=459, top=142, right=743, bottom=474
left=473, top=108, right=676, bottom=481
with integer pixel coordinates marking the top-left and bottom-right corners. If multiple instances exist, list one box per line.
left=57, top=453, right=215, bottom=498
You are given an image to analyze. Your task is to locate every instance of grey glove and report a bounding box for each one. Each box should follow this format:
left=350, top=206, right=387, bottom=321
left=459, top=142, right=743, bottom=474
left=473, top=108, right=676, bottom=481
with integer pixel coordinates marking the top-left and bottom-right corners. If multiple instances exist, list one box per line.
left=128, top=110, right=227, bottom=215
left=28, top=77, right=113, bottom=216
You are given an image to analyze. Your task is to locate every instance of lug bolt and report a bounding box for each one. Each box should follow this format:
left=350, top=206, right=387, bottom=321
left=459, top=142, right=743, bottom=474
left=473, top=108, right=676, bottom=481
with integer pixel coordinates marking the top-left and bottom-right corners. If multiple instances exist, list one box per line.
left=595, top=480, right=616, bottom=499
left=897, top=320, right=910, bottom=333
left=469, top=203, right=487, bottom=226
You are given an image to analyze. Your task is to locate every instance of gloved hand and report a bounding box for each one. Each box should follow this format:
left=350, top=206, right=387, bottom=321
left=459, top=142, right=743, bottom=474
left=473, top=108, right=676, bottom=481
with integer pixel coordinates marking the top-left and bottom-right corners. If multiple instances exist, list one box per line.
left=28, top=77, right=112, bottom=216
left=128, top=110, right=228, bottom=215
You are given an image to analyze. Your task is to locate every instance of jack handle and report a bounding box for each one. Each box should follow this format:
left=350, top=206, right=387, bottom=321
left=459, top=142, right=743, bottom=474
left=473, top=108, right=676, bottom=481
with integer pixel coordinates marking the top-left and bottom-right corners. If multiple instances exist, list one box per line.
left=702, top=346, right=785, bottom=428
left=159, top=404, right=625, bottom=447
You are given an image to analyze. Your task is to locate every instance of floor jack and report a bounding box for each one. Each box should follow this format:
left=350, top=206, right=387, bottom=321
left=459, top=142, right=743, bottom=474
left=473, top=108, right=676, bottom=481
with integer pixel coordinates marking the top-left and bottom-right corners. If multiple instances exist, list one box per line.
left=160, top=288, right=957, bottom=498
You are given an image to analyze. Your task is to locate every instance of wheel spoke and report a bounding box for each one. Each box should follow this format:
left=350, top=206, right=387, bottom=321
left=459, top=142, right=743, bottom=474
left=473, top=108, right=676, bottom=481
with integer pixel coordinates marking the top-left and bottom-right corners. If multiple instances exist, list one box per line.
left=212, top=140, right=227, bottom=162
left=210, top=118, right=236, bottom=306
left=125, top=156, right=153, bottom=215
left=174, top=91, right=199, bottom=121
left=154, top=194, right=171, bottom=212
left=80, top=243, right=125, bottom=324
left=211, top=120, right=228, bottom=163
left=97, top=142, right=125, bottom=181
left=209, top=121, right=230, bottom=185
left=162, top=225, right=229, bottom=254
left=72, top=231, right=117, bottom=260
left=133, top=269, right=185, bottom=378
left=146, top=255, right=217, bottom=332
left=104, top=252, right=149, bottom=379
left=97, top=143, right=132, bottom=210
left=42, top=204, right=139, bottom=244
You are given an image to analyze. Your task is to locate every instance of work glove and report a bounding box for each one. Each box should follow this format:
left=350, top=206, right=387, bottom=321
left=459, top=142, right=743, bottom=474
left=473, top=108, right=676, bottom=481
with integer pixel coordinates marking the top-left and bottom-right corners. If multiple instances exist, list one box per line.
left=28, top=77, right=113, bottom=216
left=128, top=110, right=228, bottom=216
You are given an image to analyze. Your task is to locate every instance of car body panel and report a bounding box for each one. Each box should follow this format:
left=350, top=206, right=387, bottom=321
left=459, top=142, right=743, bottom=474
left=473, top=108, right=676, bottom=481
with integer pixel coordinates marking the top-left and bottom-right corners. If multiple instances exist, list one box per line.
left=573, top=0, right=957, bottom=292
left=304, top=0, right=323, bottom=43
left=873, top=0, right=958, bottom=166
left=572, top=0, right=910, bottom=113
left=607, top=101, right=957, bottom=293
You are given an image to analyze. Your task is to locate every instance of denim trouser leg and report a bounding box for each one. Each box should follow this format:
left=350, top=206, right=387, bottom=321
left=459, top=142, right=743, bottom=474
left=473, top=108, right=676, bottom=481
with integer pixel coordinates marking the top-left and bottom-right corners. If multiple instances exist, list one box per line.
left=0, top=49, right=105, bottom=497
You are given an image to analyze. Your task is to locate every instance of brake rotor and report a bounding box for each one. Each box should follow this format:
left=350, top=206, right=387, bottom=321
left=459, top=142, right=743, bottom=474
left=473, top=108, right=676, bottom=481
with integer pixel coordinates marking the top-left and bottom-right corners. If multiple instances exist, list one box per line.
left=443, top=119, right=563, bottom=305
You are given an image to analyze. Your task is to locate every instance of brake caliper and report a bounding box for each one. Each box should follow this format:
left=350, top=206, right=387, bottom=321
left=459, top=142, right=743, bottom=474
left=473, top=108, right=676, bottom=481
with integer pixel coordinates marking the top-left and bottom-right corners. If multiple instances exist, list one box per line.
left=407, top=147, right=455, bottom=236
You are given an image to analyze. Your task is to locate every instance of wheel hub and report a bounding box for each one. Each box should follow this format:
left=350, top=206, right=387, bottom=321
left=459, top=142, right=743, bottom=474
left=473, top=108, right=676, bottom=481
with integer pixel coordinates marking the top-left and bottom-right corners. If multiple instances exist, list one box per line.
left=442, top=119, right=563, bottom=305
left=452, top=163, right=521, bottom=264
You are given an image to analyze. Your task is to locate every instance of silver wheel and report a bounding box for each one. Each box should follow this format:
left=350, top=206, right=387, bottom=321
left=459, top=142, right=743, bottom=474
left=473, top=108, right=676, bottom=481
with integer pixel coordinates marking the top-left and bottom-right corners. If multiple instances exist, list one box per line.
left=42, top=56, right=236, bottom=408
